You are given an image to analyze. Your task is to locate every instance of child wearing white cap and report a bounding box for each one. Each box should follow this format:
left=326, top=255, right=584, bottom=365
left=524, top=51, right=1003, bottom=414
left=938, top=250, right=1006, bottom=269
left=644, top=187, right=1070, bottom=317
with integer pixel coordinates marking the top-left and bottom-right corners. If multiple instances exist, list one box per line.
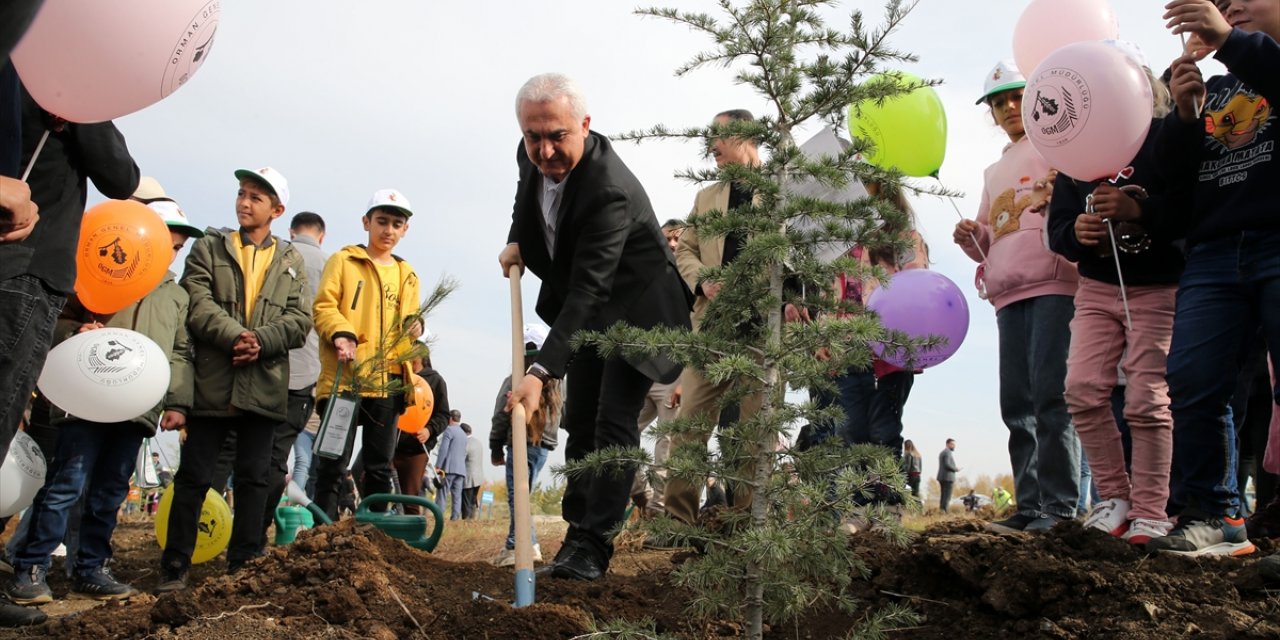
left=952, top=59, right=1081, bottom=534
left=152, top=167, right=311, bottom=593
left=310, top=189, right=423, bottom=521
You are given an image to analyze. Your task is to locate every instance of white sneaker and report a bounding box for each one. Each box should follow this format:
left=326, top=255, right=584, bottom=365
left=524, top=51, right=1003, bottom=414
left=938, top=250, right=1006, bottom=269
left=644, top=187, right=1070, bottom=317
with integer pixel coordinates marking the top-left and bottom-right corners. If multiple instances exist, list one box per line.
left=1083, top=498, right=1131, bottom=537
left=51, top=544, right=67, bottom=558
left=1123, top=517, right=1173, bottom=547
left=532, top=543, right=543, bottom=563
left=492, top=548, right=515, bottom=567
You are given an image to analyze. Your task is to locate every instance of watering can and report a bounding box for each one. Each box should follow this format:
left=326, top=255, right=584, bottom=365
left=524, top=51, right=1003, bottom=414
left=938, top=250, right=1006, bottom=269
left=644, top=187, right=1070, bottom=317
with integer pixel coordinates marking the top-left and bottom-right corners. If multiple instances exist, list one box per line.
left=273, top=481, right=333, bottom=545
left=354, top=493, right=445, bottom=552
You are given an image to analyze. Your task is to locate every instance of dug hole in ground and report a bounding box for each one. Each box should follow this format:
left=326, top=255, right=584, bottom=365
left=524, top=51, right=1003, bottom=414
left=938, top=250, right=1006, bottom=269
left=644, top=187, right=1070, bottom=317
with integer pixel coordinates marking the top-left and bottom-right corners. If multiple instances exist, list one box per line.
left=0, top=512, right=1277, bottom=639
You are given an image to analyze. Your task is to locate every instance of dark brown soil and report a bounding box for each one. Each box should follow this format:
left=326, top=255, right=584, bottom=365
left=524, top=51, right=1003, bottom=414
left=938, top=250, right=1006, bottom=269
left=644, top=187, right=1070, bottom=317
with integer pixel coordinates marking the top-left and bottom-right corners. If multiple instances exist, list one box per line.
left=1, top=519, right=1277, bottom=639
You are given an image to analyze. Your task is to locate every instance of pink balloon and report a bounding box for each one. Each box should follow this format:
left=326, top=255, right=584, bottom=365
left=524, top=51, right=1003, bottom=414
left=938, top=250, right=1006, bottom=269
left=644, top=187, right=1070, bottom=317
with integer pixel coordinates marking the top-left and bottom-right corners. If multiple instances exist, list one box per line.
left=1013, top=0, right=1119, bottom=78
left=1022, top=41, right=1153, bottom=181
left=11, top=0, right=221, bottom=123
left=866, top=270, right=970, bottom=370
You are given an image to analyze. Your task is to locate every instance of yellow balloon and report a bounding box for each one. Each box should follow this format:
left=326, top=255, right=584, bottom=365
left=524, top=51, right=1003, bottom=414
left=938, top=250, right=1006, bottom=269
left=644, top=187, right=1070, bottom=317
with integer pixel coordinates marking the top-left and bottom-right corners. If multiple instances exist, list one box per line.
left=154, top=488, right=232, bottom=565
left=848, top=72, right=948, bottom=178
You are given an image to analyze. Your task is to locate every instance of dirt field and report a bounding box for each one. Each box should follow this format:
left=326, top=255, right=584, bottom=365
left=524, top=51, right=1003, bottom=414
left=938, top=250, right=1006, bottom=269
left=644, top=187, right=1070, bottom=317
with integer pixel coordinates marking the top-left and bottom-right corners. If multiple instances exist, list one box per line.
left=0, top=514, right=1277, bottom=639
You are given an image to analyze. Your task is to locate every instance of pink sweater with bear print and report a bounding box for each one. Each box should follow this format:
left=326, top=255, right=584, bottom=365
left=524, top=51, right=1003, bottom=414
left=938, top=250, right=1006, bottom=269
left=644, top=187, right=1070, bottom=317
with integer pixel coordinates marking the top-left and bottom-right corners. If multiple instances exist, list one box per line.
left=960, top=137, right=1078, bottom=311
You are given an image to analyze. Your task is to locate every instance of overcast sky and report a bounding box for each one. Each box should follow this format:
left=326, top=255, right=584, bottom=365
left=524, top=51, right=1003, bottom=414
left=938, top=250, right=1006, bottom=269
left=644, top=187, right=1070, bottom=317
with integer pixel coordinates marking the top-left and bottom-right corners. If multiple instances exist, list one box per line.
left=67, top=1, right=1204, bottom=486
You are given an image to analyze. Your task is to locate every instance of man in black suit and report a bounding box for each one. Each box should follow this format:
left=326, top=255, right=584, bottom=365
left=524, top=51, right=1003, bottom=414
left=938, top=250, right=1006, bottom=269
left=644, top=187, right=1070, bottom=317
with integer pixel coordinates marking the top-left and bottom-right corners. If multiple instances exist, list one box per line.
left=501, top=72, right=691, bottom=580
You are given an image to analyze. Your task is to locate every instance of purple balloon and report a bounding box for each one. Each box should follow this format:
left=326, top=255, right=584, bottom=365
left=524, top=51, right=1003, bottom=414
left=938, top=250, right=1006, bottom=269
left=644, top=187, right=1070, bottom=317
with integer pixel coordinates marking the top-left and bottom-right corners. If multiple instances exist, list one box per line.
left=865, top=270, right=970, bottom=369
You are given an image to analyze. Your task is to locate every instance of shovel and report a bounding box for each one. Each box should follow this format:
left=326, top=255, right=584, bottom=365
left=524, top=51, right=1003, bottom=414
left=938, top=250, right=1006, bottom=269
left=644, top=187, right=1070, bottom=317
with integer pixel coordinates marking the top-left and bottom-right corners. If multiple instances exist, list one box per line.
left=508, top=264, right=536, bottom=607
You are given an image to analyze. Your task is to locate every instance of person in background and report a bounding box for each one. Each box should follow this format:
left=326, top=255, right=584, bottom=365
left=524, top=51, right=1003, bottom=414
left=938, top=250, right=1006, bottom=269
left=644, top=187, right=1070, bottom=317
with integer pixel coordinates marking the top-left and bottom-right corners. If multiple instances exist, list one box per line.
left=278, top=211, right=328, bottom=504
left=937, top=439, right=959, bottom=513
left=462, top=423, right=485, bottom=519
left=391, top=352, right=450, bottom=515
left=901, top=439, right=923, bottom=499
left=490, top=325, right=562, bottom=567
left=435, top=411, right=468, bottom=520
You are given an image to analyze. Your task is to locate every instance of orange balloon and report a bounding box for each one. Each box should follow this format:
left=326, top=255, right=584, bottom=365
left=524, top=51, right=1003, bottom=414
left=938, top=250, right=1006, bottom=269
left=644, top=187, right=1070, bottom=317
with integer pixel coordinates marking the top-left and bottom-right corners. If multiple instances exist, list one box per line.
left=397, top=373, right=435, bottom=433
left=74, top=200, right=174, bottom=314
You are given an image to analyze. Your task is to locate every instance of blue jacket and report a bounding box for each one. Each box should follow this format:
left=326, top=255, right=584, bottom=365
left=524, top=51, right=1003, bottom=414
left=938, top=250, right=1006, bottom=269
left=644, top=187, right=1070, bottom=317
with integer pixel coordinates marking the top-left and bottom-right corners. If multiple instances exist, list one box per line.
left=435, top=423, right=467, bottom=476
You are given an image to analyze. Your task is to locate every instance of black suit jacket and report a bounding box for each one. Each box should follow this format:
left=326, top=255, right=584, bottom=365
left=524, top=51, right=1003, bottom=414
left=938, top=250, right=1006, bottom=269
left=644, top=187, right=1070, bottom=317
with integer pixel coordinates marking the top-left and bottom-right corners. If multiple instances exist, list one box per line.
left=507, top=131, right=692, bottom=382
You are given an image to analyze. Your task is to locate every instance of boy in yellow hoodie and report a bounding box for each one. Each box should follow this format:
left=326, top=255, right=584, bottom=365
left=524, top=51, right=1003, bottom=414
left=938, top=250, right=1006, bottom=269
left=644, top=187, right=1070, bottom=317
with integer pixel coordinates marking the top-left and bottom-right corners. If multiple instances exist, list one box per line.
left=311, top=189, right=421, bottom=520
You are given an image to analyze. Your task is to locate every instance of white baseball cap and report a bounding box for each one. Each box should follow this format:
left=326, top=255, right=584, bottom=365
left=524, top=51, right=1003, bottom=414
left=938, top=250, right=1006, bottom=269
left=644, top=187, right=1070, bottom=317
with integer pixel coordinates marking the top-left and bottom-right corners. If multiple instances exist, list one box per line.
left=234, top=166, right=290, bottom=207
left=366, top=188, right=414, bottom=218
left=976, top=59, right=1026, bottom=105
left=146, top=199, right=205, bottom=238
left=523, top=323, right=549, bottom=351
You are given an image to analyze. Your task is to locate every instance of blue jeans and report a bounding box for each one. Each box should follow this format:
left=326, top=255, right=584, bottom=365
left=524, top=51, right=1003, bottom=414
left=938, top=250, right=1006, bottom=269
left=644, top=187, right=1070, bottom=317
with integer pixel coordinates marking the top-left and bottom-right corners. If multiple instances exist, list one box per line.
left=996, top=295, right=1081, bottom=519
left=292, top=430, right=316, bottom=498
left=0, top=275, right=65, bottom=464
left=1077, top=452, right=1101, bottom=515
left=11, top=421, right=141, bottom=575
left=810, top=367, right=915, bottom=457
left=1166, top=231, right=1280, bottom=518
left=505, top=445, right=549, bottom=549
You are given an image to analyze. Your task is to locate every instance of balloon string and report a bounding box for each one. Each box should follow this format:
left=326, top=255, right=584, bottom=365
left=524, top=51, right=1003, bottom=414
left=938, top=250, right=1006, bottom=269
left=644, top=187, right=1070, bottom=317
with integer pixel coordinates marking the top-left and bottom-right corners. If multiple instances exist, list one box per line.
left=1179, top=33, right=1204, bottom=117
left=944, top=196, right=987, bottom=261
left=1104, top=219, right=1133, bottom=332
left=20, top=130, right=50, bottom=182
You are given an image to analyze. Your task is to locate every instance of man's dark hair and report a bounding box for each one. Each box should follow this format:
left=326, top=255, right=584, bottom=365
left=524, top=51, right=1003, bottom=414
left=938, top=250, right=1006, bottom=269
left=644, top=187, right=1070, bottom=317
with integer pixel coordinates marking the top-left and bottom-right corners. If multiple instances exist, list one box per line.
left=946, top=438, right=955, bottom=445
left=461, top=423, right=472, bottom=435
left=450, top=409, right=462, bottom=421
left=662, top=218, right=685, bottom=230
left=290, top=211, right=325, bottom=232
left=716, top=108, right=755, bottom=122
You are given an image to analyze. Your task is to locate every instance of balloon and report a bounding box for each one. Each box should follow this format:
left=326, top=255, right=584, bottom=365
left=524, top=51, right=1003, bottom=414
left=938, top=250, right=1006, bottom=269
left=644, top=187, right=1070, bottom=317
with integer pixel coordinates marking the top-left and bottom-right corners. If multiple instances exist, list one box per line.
left=155, top=488, right=231, bottom=565
left=74, top=200, right=175, bottom=314
left=38, top=328, right=172, bottom=423
left=866, top=270, right=970, bottom=369
left=1022, top=41, right=1153, bottom=181
left=0, top=432, right=47, bottom=518
left=398, top=373, right=435, bottom=434
left=11, top=0, right=221, bottom=123
left=1013, top=0, right=1119, bottom=78
left=847, top=72, right=947, bottom=178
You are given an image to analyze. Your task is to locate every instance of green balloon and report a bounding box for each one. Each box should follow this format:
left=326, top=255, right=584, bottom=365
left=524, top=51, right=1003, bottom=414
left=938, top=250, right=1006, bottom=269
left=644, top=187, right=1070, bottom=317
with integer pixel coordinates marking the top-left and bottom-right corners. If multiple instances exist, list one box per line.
left=847, top=72, right=948, bottom=178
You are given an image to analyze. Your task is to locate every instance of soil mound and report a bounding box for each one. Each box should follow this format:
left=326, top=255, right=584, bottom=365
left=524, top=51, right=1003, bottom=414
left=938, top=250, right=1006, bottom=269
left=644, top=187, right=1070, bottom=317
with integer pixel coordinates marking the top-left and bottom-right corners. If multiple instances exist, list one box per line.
left=2, top=518, right=1277, bottom=639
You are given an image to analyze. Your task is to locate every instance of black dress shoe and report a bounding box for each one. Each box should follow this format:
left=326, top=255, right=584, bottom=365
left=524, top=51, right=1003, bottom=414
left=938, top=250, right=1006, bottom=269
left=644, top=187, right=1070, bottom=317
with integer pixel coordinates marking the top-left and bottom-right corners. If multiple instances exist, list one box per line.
left=550, top=548, right=604, bottom=581
left=549, top=538, right=579, bottom=566
left=0, top=594, right=46, bottom=628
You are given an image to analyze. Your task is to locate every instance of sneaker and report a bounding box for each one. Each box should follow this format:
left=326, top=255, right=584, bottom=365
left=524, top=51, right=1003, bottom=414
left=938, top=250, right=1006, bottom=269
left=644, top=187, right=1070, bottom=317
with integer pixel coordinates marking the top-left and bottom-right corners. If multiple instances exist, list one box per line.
left=532, top=543, right=543, bottom=564
left=1025, top=513, right=1069, bottom=533
left=1123, top=517, right=1173, bottom=547
left=493, top=548, right=515, bottom=568
left=0, top=593, right=47, bottom=628
left=1245, top=497, right=1280, bottom=539
left=70, top=566, right=136, bottom=601
left=1083, top=499, right=1132, bottom=537
left=153, top=568, right=188, bottom=594
left=1259, top=552, right=1280, bottom=584
left=985, top=513, right=1038, bottom=534
left=1145, top=515, right=1256, bottom=557
left=6, top=566, right=51, bottom=605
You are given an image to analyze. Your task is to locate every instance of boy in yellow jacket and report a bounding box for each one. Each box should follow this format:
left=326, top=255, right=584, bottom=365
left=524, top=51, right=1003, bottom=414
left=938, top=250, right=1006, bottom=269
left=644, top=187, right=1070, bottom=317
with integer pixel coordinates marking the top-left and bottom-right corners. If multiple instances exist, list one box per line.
left=311, top=189, right=421, bottom=520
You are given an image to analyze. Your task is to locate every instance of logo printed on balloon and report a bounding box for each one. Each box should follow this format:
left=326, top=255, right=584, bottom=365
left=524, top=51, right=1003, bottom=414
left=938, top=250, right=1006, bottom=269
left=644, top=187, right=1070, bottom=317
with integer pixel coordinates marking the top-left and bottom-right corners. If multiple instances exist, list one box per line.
left=163, top=1, right=221, bottom=95
left=80, top=222, right=158, bottom=286
left=77, top=332, right=148, bottom=386
left=1028, top=68, right=1090, bottom=146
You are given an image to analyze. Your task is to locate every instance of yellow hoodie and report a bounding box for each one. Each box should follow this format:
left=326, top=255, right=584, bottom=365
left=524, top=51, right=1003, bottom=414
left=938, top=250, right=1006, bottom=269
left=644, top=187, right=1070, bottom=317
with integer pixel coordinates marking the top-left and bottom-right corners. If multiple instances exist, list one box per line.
left=314, top=245, right=422, bottom=398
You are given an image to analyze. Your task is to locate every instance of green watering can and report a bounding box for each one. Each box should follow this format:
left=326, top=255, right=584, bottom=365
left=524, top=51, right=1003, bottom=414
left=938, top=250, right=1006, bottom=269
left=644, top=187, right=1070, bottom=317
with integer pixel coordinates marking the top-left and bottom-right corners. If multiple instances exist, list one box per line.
left=274, top=481, right=334, bottom=545
left=355, top=493, right=445, bottom=552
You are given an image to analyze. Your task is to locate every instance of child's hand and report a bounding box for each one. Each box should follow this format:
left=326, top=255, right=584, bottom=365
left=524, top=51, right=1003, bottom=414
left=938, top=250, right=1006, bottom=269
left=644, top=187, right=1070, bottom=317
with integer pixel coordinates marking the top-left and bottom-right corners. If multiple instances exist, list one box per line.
left=1027, top=170, right=1058, bottom=213
left=232, top=331, right=261, bottom=366
left=1167, top=53, right=1208, bottom=123
left=953, top=219, right=980, bottom=249
left=333, top=336, right=357, bottom=362
left=77, top=321, right=105, bottom=333
left=1164, top=0, right=1233, bottom=51
left=1074, top=213, right=1107, bottom=246
left=1089, top=184, right=1142, bottom=222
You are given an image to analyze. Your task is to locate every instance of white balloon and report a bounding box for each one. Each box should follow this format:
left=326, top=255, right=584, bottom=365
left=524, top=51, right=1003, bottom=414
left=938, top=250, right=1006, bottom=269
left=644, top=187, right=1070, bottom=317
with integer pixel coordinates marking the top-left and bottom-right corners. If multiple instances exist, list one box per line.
left=37, top=328, right=171, bottom=424
left=0, top=432, right=47, bottom=518
left=11, top=0, right=221, bottom=123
